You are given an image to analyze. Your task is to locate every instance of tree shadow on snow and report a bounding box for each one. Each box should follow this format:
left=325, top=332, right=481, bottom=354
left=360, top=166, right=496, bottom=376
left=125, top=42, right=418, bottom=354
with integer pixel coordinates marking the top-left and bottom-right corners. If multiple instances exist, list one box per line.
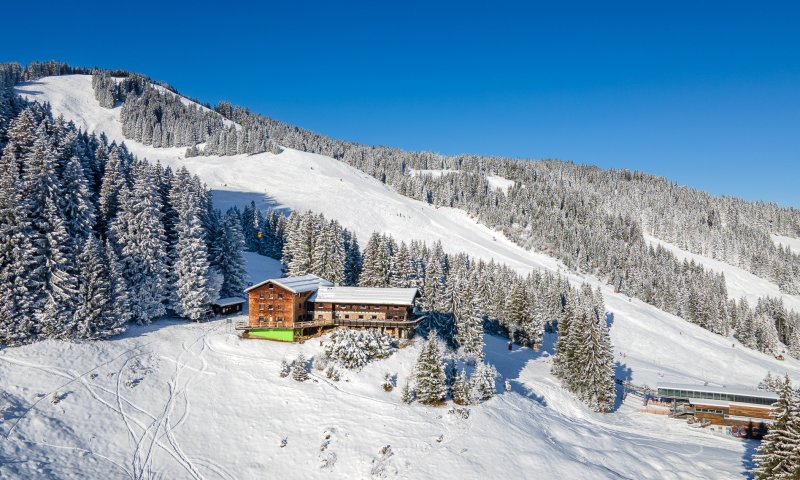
left=613, top=361, right=633, bottom=412
left=740, top=439, right=759, bottom=479
left=210, top=190, right=290, bottom=217
left=483, top=333, right=554, bottom=407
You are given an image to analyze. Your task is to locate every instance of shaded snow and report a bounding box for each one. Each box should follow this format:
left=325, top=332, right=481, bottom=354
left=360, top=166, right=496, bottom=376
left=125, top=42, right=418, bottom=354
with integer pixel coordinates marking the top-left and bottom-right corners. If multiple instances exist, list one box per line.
left=9, top=74, right=800, bottom=479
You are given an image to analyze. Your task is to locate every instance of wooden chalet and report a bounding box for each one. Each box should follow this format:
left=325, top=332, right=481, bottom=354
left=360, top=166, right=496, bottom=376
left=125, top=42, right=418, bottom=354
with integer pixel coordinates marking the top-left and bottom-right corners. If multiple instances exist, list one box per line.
left=655, top=383, right=779, bottom=439
left=238, top=275, right=422, bottom=342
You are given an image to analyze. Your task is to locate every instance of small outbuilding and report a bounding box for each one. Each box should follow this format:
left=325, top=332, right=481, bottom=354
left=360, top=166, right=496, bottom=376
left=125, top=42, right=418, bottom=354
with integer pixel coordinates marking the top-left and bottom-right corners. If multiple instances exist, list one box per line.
left=212, top=297, right=247, bottom=315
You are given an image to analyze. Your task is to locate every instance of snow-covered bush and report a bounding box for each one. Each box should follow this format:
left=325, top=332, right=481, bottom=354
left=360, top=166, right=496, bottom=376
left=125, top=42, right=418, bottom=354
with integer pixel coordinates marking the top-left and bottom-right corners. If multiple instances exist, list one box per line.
left=470, top=363, right=498, bottom=402
left=324, top=329, right=396, bottom=369
left=279, top=359, right=291, bottom=378
left=382, top=373, right=394, bottom=392
left=313, top=354, right=330, bottom=371
left=292, top=355, right=309, bottom=382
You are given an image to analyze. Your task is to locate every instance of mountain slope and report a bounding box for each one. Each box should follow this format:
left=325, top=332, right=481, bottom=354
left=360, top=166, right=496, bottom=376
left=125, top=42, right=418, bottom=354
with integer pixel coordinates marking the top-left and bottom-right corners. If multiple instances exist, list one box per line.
left=15, top=74, right=798, bottom=389
left=6, top=73, right=800, bottom=479
left=0, top=253, right=759, bottom=480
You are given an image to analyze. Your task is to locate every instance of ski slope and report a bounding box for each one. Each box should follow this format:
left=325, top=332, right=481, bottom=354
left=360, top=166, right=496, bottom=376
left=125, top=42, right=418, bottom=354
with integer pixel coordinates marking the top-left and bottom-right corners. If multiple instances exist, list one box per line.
left=9, top=74, right=800, bottom=478
left=646, top=234, right=800, bottom=315
left=772, top=234, right=800, bottom=254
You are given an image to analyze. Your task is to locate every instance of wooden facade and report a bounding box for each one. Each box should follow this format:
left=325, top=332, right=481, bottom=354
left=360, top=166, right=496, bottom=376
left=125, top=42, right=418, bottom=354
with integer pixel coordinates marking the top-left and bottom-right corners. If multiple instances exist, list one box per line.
left=239, top=277, right=421, bottom=341
left=655, top=383, right=777, bottom=439
left=247, top=281, right=313, bottom=329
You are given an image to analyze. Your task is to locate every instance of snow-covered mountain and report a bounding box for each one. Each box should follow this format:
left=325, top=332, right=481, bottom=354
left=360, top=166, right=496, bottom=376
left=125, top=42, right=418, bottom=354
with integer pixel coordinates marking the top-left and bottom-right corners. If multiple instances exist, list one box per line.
left=2, top=73, right=799, bottom=479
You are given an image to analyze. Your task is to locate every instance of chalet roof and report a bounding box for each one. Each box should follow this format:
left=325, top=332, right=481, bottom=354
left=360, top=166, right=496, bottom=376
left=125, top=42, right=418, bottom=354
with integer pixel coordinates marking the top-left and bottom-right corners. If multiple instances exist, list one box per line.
left=657, top=383, right=779, bottom=400
left=213, top=297, right=246, bottom=307
left=309, top=287, right=420, bottom=306
left=244, top=275, right=333, bottom=294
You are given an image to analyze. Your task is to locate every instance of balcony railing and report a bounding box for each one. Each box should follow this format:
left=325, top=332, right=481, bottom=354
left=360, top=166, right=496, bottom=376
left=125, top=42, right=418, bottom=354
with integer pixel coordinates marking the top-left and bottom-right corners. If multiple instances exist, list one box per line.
left=236, top=315, right=424, bottom=331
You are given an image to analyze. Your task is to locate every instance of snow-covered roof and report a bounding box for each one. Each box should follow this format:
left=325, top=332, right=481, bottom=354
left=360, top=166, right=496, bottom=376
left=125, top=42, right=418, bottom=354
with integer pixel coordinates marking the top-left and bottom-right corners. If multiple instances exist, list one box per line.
left=309, top=287, right=420, bottom=306
left=657, top=383, right=779, bottom=400
left=244, top=275, right=333, bottom=294
left=213, top=297, right=246, bottom=307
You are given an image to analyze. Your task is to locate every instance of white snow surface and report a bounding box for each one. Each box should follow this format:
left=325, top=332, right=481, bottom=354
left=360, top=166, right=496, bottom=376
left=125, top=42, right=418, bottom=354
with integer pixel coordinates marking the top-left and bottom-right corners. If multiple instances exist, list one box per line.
left=645, top=234, right=800, bottom=314
left=7, top=74, right=800, bottom=478
left=772, top=234, right=800, bottom=254
left=0, top=254, right=772, bottom=480
left=486, top=174, right=515, bottom=192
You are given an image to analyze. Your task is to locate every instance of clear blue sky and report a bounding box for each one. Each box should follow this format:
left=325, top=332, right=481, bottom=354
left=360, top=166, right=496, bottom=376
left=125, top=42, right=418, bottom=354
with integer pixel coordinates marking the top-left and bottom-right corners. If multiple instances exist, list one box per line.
left=4, top=1, right=799, bottom=206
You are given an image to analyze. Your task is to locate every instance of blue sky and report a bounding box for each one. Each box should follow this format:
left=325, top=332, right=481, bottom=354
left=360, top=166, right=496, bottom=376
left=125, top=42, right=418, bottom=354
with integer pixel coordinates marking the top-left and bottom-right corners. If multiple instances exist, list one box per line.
left=4, top=1, right=799, bottom=206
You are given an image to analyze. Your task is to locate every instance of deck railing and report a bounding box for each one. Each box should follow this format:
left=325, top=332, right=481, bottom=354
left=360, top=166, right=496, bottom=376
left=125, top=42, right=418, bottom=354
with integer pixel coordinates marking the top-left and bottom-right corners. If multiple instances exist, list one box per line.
left=236, top=315, right=424, bottom=331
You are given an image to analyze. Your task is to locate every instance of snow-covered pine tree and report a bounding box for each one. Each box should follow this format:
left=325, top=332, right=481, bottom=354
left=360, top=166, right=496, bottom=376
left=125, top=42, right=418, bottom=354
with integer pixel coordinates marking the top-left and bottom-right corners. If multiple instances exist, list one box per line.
left=74, top=236, right=123, bottom=338
left=97, top=146, right=130, bottom=236
left=753, top=376, right=800, bottom=479
left=292, top=354, right=309, bottom=382
left=414, top=332, right=448, bottom=405
left=343, top=231, right=362, bottom=286
left=576, top=308, right=616, bottom=412
left=59, top=154, right=95, bottom=240
left=470, top=362, right=498, bottom=402
left=105, top=239, right=133, bottom=326
left=217, top=208, right=247, bottom=297
left=401, top=381, right=413, bottom=403
left=360, top=232, right=391, bottom=287
left=109, top=161, right=169, bottom=324
left=452, top=368, right=472, bottom=405
left=453, top=274, right=484, bottom=360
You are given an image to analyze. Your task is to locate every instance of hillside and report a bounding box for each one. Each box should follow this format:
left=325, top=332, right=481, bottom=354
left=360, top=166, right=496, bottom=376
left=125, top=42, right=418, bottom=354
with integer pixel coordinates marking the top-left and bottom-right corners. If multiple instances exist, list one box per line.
left=4, top=73, right=800, bottom=479
left=0, top=253, right=764, bottom=480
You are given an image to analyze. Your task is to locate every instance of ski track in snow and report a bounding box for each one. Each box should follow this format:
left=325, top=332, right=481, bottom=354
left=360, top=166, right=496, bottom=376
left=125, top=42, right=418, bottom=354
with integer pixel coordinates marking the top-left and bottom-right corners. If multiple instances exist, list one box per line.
left=3, top=74, right=799, bottom=479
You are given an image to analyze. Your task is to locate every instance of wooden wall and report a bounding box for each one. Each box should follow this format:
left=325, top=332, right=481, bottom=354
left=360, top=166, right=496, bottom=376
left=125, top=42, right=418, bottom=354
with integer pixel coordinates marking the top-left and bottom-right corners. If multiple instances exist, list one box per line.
left=248, top=282, right=309, bottom=328
left=311, top=302, right=412, bottom=322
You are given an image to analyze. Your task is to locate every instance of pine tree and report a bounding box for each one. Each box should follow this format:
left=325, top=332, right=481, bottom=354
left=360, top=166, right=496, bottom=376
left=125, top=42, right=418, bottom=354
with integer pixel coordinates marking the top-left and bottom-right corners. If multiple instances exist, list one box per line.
left=74, top=236, right=121, bottom=338
left=470, top=363, right=498, bottom=402
left=217, top=209, right=247, bottom=297
left=360, top=232, right=390, bottom=287
left=753, top=376, right=800, bottom=479
left=401, top=380, right=413, bottom=404
left=452, top=369, right=472, bottom=405
left=110, top=162, right=169, bottom=324
left=292, top=354, right=309, bottom=382
left=577, top=311, right=616, bottom=412
left=414, top=333, right=448, bottom=405
left=59, top=154, right=95, bottom=240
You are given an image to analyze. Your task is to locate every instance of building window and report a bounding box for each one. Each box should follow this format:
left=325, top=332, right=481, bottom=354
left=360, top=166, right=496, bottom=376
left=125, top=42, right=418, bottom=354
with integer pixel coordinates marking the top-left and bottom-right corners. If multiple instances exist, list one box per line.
left=277, top=316, right=284, bottom=322
left=258, top=316, right=265, bottom=323
left=358, top=315, right=364, bottom=319
left=268, top=305, right=273, bottom=311
left=360, top=305, right=367, bottom=309
left=259, top=304, right=265, bottom=311
left=259, top=293, right=265, bottom=299
left=393, top=316, right=398, bottom=320
left=370, top=315, right=377, bottom=320
left=268, top=293, right=273, bottom=299
left=278, top=293, right=283, bottom=299
left=317, top=315, right=323, bottom=320
left=393, top=306, right=400, bottom=310
left=339, top=304, right=347, bottom=308
left=344, top=314, right=350, bottom=319
left=373, top=306, right=380, bottom=310
left=268, top=284, right=273, bottom=289
left=277, top=306, right=283, bottom=311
